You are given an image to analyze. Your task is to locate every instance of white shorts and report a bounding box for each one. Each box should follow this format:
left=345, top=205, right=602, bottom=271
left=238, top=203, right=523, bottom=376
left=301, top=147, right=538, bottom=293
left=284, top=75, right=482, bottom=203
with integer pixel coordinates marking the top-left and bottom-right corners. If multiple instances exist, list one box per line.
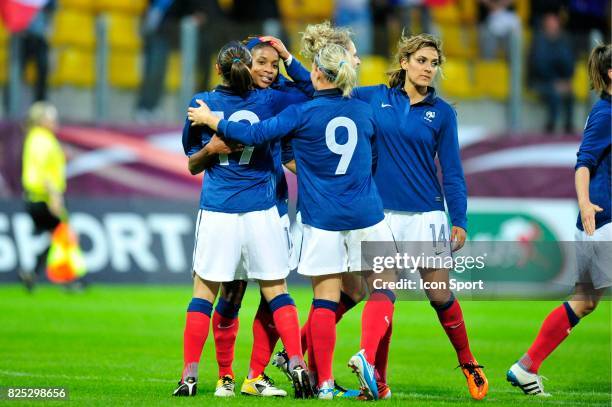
left=574, top=222, right=612, bottom=289
left=191, top=207, right=290, bottom=282
left=289, top=211, right=304, bottom=271
left=297, top=220, right=395, bottom=276
left=384, top=209, right=452, bottom=265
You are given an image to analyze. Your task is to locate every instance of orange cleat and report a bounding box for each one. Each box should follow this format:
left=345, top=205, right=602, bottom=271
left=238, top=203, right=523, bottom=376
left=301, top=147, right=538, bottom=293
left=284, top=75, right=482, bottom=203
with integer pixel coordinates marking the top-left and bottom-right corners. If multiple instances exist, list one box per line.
left=460, top=361, right=488, bottom=400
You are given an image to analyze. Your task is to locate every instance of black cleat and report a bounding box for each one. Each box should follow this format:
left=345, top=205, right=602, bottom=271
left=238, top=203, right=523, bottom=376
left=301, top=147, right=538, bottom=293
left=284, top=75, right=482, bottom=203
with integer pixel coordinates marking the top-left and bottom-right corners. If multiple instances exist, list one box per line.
left=173, top=377, right=197, bottom=397
left=290, top=365, right=314, bottom=399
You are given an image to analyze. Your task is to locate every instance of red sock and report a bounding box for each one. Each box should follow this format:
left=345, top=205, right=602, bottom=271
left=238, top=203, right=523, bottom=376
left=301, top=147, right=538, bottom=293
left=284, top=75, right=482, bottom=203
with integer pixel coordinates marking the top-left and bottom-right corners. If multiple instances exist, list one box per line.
left=361, top=290, right=395, bottom=365
left=300, top=305, right=313, bottom=355
left=310, top=300, right=337, bottom=386
left=305, top=305, right=317, bottom=375
left=182, top=298, right=212, bottom=380
left=375, top=323, right=393, bottom=384
left=301, top=291, right=357, bottom=355
left=249, top=299, right=280, bottom=378
left=212, top=312, right=239, bottom=378
left=434, top=295, right=474, bottom=365
left=270, top=294, right=302, bottom=360
left=520, top=302, right=580, bottom=373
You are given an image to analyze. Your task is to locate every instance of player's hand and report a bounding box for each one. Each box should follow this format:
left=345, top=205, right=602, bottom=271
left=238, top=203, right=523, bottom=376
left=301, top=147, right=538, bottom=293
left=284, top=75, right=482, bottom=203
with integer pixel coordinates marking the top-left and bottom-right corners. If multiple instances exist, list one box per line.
left=579, top=201, right=603, bottom=236
left=259, top=35, right=291, bottom=61
left=188, top=99, right=212, bottom=126
left=451, top=226, right=466, bottom=252
left=207, top=134, right=243, bottom=155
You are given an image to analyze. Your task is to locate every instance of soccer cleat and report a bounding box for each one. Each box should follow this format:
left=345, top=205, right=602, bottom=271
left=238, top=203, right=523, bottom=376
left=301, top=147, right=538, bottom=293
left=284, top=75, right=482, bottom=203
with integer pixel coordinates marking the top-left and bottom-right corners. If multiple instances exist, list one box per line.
left=507, top=362, right=551, bottom=396
left=240, top=373, right=287, bottom=397
left=290, top=364, right=314, bottom=399
left=172, top=376, right=197, bottom=396
left=271, top=349, right=292, bottom=381
left=333, top=381, right=361, bottom=398
left=348, top=350, right=379, bottom=400
left=460, top=360, right=489, bottom=400
left=317, top=381, right=334, bottom=400
left=214, top=375, right=235, bottom=397
left=357, top=382, right=391, bottom=400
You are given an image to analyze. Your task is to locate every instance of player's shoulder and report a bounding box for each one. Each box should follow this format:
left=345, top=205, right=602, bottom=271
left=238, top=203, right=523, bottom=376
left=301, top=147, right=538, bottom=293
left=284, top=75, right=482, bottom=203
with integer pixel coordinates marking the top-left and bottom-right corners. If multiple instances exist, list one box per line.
left=431, top=93, right=457, bottom=120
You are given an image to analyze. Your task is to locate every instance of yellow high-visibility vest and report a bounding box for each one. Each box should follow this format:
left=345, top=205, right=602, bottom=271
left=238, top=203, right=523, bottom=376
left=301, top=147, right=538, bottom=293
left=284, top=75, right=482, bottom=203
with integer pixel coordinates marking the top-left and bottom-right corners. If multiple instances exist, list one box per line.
left=22, top=126, right=66, bottom=203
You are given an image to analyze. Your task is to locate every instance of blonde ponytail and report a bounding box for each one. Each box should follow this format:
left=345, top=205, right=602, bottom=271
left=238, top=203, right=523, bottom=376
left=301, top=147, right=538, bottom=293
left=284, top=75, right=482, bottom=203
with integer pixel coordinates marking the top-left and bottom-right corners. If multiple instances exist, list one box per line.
left=315, top=43, right=357, bottom=97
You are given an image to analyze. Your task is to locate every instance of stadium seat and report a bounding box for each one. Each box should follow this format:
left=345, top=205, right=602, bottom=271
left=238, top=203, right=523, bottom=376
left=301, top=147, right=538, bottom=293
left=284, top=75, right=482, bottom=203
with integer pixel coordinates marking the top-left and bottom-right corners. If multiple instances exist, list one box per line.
left=96, top=0, right=147, bottom=15
left=514, top=0, right=530, bottom=25
left=474, top=60, right=509, bottom=100
left=439, top=24, right=476, bottom=59
left=457, top=0, right=477, bottom=24
left=431, top=3, right=461, bottom=25
left=572, top=61, right=589, bottom=102
left=301, top=0, right=333, bottom=20
left=0, top=47, right=6, bottom=85
left=50, top=9, right=96, bottom=49
left=166, top=51, right=181, bottom=92
left=58, top=0, right=95, bottom=12
left=439, top=59, right=473, bottom=99
left=109, top=51, right=141, bottom=89
left=359, top=55, right=389, bottom=86
left=51, top=47, right=95, bottom=87
left=108, top=13, right=141, bottom=51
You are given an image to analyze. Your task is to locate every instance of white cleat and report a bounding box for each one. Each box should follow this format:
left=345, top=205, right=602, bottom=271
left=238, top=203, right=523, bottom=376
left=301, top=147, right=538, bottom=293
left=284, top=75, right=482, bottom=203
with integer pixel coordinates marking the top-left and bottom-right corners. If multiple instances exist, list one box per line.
left=507, top=363, right=551, bottom=396
left=317, top=381, right=334, bottom=400
left=348, top=350, right=379, bottom=400
left=214, top=375, right=235, bottom=397
left=241, top=374, right=287, bottom=397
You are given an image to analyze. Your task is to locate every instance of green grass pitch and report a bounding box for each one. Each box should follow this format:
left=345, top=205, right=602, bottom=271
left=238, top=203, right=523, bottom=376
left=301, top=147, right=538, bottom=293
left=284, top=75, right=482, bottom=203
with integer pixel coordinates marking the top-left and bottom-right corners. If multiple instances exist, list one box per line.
left=0, top=284, right=610, bottom=406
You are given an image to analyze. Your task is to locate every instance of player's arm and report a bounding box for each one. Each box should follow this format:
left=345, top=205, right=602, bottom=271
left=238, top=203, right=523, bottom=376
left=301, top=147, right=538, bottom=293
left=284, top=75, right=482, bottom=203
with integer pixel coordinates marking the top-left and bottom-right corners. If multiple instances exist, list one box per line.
left=437, top=108, right=467, bottom=250
left=188, top=100, right=299, bottom=146
left=351, top=85, right=384, bottom=103
left=281, top=138, right=297, bottom=173
left=187, top=135, right=241, bottom=175
left=259, top=35, right=315, bottom=96
left=575, top=110, right=608, bottom=235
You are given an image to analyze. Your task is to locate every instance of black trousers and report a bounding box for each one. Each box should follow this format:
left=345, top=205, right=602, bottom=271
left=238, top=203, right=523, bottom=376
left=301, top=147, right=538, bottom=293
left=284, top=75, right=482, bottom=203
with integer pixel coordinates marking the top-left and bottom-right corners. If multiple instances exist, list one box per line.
left=25, top=201, right=60, bottom=275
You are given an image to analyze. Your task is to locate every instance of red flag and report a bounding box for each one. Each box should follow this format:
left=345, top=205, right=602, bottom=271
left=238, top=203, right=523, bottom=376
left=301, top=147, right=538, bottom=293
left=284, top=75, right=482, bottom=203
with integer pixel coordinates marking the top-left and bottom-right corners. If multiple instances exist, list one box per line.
left=0, top=0, right=49, bottom=33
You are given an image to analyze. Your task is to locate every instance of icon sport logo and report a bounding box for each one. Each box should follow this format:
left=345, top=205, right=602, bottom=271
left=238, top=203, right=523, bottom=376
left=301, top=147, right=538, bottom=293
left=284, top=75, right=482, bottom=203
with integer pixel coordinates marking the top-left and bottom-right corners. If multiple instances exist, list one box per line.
left=424, top=110, right=436, bottom=122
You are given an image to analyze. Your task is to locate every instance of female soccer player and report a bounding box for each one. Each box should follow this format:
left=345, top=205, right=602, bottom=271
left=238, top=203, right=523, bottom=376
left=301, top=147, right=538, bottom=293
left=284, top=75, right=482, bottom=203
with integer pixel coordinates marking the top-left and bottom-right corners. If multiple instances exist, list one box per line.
left=173, top=40, right=312, bottom=399
left=188, top=43, right=396, bottom=400
left=281, top=31, right=489, bottom=400
left=206, top=36, right=312, bottom=398
left=507, top=43, right=611, bottom=396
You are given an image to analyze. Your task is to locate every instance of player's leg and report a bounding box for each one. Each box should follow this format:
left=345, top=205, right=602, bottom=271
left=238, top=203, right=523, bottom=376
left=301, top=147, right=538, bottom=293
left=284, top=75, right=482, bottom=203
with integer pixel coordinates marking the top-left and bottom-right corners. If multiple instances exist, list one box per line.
left=508, top=283, right=606, bottom=396
left=309, top=273, right=342, bottom=399
left=420, top=267, right=488, bottom=400
left=174, top=275, right=220, bottom=396
left=348, top=220, right=397, bottom=401
left=212, top=280, right=247, bottom=397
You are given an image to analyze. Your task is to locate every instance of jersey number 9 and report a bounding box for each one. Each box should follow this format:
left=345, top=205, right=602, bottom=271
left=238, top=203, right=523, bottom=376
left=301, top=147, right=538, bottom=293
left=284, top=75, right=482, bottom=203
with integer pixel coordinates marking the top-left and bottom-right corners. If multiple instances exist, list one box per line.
left=212, top=110, right=259, bottom=165
left=325, top=116, right=357, bottom=175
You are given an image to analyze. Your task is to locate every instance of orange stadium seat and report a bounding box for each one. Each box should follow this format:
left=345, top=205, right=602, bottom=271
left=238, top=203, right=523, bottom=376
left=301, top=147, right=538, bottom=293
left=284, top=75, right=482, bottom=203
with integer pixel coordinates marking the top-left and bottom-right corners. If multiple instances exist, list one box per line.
left=439, top=59, right=473, bottom=99
left=50, top=9, right=96, bottom=49
left=58, top=0, right=95, bottom=12
left=51, top=47, right=95, bottom=87
left=359, top=56, right=389, bottom=86
left=572, top=61, right=589, bottom=102
left=109, top=51, right=141, bottom=89
left=474, top=60, right=509, bottom=100
left=96, top=0, right=147, bottom=15
left=108, top=13, right=141, bottom=51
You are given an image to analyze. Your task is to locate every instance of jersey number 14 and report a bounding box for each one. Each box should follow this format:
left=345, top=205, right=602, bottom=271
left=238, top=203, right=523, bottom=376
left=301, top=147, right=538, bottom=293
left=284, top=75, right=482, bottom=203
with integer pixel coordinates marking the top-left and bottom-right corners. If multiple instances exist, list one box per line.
left=212, top=110, right=259, bottom=165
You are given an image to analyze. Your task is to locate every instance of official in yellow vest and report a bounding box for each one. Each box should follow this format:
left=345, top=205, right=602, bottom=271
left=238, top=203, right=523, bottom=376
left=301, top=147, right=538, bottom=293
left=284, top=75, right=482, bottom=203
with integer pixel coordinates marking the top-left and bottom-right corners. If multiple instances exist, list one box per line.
left=20, top=102, right=65, bottom=288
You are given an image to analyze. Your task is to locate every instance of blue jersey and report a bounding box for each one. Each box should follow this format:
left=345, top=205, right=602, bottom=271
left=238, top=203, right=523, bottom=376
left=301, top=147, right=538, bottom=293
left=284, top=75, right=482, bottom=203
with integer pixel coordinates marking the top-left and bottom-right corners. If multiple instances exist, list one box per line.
left=182, top=85, right=300, bottom=213
left=217, top=88, right=384, bottom=231
left=352, top=85, right=468, bottom=230
left=268, top=71, right=311, bottom=216
left=575, top=92, right=611, bottom=231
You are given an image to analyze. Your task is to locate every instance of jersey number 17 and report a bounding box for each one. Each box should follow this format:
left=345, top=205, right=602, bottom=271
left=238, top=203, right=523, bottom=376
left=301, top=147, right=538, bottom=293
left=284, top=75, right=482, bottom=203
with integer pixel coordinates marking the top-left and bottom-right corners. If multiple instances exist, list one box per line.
left=212, top=110, right=259, bottom=165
